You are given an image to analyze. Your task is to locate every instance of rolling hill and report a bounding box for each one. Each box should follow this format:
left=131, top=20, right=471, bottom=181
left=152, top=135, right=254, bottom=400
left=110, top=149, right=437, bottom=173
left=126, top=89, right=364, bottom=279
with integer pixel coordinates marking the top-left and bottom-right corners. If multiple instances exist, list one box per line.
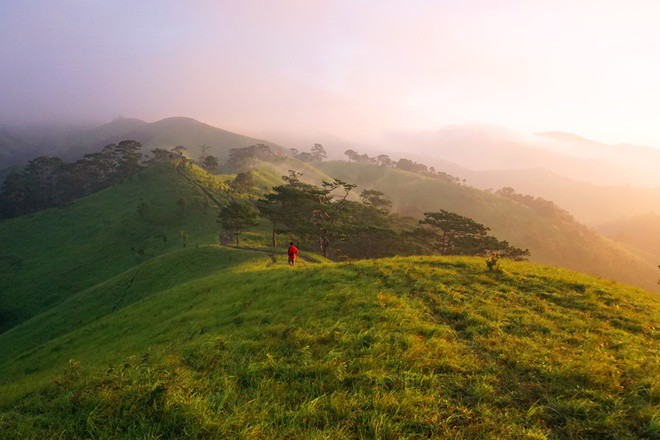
left=54, top=117, right=148, bottom=159
left=450, top=167, right=660, bottom=227
left=0, top=162, right=226, bottom=332
left=596, top=213, right=660, bottom=262
left=59, top=117, right=287, bottom=162
left=0, top=160, right=658, bottom=438
left=2, top=253, right=657, bottom=438
left=399, top=152, right=660, bottom=227
left=380, top=125, right=660, bottom=187
left=0, top=117, right=287, bottom=171
left=314, top=161, right=659, bottom=292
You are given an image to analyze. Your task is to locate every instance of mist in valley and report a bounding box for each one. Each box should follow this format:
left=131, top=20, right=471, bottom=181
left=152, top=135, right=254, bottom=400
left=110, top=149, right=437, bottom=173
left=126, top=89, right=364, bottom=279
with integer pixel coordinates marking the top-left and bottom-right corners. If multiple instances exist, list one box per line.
left=1, top=0, right=659, bottom=265
left=3, top=3, right=660, bottom=437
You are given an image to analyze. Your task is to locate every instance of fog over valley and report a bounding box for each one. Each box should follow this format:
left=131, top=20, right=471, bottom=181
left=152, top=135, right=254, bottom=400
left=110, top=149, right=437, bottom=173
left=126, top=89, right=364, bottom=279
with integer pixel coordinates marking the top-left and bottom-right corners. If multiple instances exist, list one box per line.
left=1, top=3, right=659, bottom=437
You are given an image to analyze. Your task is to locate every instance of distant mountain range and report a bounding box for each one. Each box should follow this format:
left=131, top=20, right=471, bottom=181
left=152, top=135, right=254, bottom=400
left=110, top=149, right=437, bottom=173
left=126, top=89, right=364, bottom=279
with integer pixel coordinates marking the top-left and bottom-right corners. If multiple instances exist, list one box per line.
left=414, top=162, right=660, bottom=228
left=311, top=161, right=658, bottom=291
left=1, top=116, right=658, bottom=238
left=377, top=125, right=660, bottom=188
left=359, top=126, right=659, bottom=235
left=0, top=117, right=284, bottom=167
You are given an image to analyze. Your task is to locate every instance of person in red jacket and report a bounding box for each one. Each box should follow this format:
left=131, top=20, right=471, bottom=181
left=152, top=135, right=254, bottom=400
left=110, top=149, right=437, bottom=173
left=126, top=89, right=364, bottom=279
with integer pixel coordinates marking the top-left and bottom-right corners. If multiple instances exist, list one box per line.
left=287, top=242, right=298, bottom=266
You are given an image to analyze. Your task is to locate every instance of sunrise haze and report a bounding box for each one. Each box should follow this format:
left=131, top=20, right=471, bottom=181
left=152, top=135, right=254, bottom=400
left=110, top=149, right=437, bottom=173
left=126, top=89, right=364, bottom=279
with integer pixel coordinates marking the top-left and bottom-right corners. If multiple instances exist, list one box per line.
left=2, top=0, right=660, bottom=148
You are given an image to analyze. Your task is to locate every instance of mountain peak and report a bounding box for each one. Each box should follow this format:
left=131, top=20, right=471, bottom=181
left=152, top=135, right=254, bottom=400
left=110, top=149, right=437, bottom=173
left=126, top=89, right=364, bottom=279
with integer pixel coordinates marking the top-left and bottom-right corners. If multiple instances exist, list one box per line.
left=152, top=116, right=202, bottom=124
left=536, top=131, right=603, bottom=145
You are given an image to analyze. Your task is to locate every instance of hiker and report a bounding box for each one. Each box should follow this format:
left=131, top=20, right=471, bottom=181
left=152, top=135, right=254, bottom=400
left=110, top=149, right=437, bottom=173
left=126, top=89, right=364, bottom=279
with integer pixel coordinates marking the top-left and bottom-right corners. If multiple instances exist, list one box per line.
left=287, top=242, right=298, bottom=266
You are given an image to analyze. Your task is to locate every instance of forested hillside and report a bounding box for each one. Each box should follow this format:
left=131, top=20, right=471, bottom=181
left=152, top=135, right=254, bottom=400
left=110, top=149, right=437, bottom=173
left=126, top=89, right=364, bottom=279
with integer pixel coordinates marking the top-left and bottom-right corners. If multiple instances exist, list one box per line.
left=596, top=213, right=660, bottom=262
left=315, top=161, right=658, bottom=291
left=0, top=163, right=224, bottom=331
left=0, top=117, right=284, bottom=169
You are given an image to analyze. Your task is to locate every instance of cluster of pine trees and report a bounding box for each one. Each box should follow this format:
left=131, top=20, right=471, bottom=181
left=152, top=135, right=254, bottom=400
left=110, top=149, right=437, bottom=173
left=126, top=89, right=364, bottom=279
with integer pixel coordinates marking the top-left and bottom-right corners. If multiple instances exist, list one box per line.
left=224, top=144, right=277, bottom=170
left=0, top=141, right=226, bottom=219
left=344, top=149, right=461, bottom=183
left=219, top=170, right=529, bottom=261
left=495, top=187, right=576, bottom=223
left=289, top=144, right=327, bottom=163
left=0, top=141, right=144, bottom=218
left=1, top=140, right=529, bottom=263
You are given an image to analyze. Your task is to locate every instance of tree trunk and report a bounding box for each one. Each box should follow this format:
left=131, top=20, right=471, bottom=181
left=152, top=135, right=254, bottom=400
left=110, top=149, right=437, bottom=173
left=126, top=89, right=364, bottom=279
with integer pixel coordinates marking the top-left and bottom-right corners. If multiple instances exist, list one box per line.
left=272, top=229, right=277, bottom=249
left=320, top=235, right=330, bottom=258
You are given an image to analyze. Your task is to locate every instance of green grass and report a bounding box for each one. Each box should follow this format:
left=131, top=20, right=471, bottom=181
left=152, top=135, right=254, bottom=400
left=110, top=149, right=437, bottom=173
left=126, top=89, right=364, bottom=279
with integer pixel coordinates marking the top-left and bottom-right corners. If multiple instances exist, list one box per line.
left=1, top=160, right=658, bottom=438
left=0, top=160, right=330, bottom=334
left=251, top=156, right=337, bottom=191
left=0, top=252, right=658, bottom=439
left=0, top=164, right=229, bottom=331
left=0, top=246, right=262, bottom=375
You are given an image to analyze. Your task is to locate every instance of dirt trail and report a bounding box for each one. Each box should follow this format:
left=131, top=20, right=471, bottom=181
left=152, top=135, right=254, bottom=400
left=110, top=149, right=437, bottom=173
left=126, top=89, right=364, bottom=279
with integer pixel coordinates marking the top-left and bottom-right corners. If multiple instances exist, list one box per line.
left=224, top=244, right=319, bottom=263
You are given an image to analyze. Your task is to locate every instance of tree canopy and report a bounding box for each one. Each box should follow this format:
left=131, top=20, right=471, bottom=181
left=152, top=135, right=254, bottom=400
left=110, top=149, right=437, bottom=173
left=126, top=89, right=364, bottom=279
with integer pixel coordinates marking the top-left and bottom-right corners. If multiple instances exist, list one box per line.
left=0, top=141, right=145, bottom=219
left=218, top=199, right=259, bottom=246
left=290, top=144, right=327, bottom=163
left=409, top=210, right=529, bottom=259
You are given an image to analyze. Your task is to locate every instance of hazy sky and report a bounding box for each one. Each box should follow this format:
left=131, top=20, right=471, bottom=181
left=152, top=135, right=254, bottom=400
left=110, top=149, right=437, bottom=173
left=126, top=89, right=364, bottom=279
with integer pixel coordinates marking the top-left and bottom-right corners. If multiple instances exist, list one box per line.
left=2, top=0, right=660, bottom=146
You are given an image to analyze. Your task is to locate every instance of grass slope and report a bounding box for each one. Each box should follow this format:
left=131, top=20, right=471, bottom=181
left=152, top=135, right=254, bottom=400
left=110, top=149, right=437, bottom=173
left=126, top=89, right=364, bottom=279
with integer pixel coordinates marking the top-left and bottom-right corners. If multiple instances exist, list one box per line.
left=0, top=252, right=657, bottom=439
left=252, top=156, right=338, bottom=190
left=458, top=166, right=660, bottom=226
left=315, top=161, right=659, bottom=292
left=1, top=158, right=657, bottom=438
left=0, top=163, right=224, bottom=332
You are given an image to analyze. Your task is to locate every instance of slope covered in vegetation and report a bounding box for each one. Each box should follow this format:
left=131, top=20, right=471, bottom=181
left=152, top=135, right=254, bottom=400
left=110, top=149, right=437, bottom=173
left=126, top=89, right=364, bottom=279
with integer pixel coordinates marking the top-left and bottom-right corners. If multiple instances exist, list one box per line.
left=0, top=163, right=224, bottom=331
left=0, top=250, right=657, bottom=439
left=596, top=213, right=660, bottom=262
left=315, top=161, right=658, bottom=291
left=1, top=157, right=658, bottom=439
left=64, top=117, right=285, bottom=162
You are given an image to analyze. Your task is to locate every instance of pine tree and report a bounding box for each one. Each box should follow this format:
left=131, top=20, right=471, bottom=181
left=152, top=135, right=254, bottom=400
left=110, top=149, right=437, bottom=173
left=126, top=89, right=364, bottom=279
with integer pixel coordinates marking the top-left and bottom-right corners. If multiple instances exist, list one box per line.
left=218, top=200, right=259, bottom=246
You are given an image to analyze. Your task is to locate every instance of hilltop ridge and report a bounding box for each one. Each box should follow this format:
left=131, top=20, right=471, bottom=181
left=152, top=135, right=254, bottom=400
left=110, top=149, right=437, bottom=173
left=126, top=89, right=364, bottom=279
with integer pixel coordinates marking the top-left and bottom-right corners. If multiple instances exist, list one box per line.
left=1, top=249, right=657, bottom=438
left=61, top=117, right=285, bottom=161
left=0, top=117, right=285, bottom=167
left=0, top=160, right=658, bottom=438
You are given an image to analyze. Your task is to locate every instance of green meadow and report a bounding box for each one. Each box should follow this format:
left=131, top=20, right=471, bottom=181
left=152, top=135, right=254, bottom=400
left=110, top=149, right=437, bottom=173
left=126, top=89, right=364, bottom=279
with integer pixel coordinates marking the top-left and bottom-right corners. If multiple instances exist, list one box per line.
left=1, top=250, right=658, bottom=439
left=0, top=162, right=658, bottom=439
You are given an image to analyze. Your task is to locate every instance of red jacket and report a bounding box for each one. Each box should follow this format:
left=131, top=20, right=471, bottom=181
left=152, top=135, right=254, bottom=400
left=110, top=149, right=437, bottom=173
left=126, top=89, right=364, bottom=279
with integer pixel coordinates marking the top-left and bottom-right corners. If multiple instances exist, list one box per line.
left=288, top=245, right=298, bottom=257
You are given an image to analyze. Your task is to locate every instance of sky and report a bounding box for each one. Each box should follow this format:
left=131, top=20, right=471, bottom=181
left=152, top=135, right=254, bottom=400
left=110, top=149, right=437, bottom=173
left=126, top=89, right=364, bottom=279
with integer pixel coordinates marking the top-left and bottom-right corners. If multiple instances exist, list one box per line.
left=2, top=0, right=660, bottom=147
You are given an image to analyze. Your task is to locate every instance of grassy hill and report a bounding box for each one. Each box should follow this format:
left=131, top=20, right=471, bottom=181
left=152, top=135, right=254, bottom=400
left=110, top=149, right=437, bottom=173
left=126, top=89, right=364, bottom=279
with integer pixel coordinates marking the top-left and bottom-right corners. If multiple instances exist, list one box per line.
left=0, top=117, right=288, bottom=172
left=55, top=117, right=148, bottom=160
left=0, top=250, right=657, bottom=438
left=252, top=155, right=338, bottom=189
left=315, top=161, right=659, bottom=292
left=0, top=160, right=658, bottom=438
left=62, top=117, right=286, bottom=162
left=0, top=162, right=226, bottom=332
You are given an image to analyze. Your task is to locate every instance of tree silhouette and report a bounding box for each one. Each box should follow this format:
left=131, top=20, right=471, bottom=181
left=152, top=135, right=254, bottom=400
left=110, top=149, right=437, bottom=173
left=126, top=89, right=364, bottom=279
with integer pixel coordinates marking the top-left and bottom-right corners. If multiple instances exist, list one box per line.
left=410, top=210, right=529, bottom=259
left=218, top=200, right=259, bottom=246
